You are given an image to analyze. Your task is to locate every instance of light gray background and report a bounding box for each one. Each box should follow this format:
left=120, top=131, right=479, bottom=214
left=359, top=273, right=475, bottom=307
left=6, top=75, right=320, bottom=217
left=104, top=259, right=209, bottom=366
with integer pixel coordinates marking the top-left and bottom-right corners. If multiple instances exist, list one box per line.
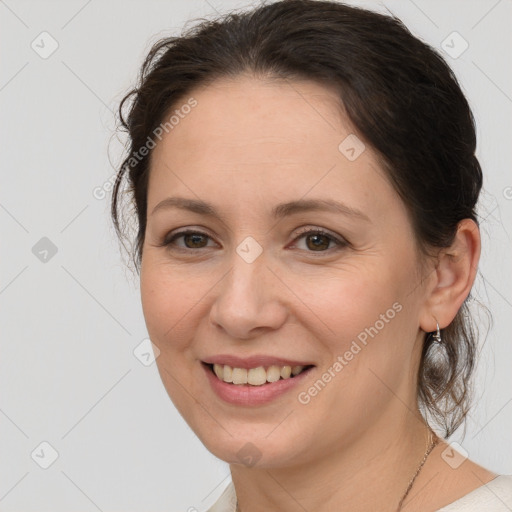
left=1, top=1, right=511, bottom=511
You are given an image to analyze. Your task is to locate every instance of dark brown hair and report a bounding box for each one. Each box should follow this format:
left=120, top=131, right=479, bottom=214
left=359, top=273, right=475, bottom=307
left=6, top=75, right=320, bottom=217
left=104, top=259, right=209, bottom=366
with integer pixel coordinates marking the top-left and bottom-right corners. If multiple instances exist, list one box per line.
left=111, top=0, right=484, bottom=438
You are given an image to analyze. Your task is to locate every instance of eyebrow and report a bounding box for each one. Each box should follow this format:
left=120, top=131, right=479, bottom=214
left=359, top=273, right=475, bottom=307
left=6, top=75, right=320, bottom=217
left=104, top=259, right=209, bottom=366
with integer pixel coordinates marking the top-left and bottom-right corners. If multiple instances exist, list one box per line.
left=151, top=196, right=371, bottom=223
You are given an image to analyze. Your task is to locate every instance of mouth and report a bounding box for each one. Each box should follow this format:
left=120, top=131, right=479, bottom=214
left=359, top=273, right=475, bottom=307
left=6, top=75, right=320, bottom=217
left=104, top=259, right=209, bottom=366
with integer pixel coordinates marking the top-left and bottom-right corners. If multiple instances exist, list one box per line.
left=202, top=361, right=315, bottom=386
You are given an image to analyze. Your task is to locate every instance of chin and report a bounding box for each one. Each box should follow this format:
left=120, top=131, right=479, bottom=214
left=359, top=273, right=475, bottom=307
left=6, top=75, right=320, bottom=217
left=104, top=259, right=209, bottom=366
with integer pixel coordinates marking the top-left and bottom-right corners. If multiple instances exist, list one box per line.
left=195, top=428, right=307, bottom=469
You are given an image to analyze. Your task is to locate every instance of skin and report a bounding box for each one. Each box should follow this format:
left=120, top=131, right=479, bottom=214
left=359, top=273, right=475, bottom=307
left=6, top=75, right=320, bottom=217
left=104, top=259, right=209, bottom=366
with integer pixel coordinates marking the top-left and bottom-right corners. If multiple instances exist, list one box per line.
left=140, top=76, right=495, bottom=511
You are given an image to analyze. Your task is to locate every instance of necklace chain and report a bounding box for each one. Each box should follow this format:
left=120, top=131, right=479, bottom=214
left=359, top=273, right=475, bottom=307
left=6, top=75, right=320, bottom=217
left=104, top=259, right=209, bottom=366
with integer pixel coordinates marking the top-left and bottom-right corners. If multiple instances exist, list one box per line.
left=396, top=430, right=438, bottom=511
left=235, top=430, right=439, bottom=512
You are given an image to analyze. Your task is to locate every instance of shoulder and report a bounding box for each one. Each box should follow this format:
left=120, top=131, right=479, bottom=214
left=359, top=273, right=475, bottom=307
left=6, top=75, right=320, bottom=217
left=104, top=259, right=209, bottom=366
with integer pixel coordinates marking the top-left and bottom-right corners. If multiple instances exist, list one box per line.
left=199, top=474, right=512, bottom=511
left=204, top=481, right=237, bottom=512
left=436, top=475, right=512, bottom=511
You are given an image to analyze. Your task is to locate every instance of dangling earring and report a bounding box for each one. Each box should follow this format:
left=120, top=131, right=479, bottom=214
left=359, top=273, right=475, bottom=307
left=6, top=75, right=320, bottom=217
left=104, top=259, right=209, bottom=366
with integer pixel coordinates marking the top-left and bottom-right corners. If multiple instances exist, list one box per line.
left=431, top=321, right=442, bottom=344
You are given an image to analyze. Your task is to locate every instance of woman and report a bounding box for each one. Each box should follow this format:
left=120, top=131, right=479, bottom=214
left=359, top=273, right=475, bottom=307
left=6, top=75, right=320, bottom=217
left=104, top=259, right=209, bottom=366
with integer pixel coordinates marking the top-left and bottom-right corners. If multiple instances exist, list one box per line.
left=111, top=1, right=512, bottom=510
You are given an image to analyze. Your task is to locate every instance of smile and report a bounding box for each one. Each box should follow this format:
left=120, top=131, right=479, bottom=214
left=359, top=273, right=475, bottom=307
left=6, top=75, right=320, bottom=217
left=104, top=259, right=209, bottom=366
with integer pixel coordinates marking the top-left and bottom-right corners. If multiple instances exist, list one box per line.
left=208, top=363, right=313, bottom=386
left=202, top=362, right=316, bottom=406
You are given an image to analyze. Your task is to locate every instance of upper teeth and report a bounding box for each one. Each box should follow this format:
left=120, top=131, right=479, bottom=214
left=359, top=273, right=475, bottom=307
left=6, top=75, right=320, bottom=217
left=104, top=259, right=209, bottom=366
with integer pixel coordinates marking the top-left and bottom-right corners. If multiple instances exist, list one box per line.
left=213, top=364, right=306, bottom=386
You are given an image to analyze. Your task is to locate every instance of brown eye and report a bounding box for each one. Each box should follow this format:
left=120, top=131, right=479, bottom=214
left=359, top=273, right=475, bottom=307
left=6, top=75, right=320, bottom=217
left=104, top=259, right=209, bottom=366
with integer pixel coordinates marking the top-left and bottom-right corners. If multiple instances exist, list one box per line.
left=306, top=233, right=331, bottom=251
left=163, top=230, right=214, bottom=250
left=293, top=228, right=347, bottom=254
left=182, top=232, right=208, bottom=249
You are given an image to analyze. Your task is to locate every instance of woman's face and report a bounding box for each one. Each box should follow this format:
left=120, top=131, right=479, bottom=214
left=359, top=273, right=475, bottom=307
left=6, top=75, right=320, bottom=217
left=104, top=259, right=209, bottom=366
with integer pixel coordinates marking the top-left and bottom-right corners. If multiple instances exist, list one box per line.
left=141, top=76, right=431, bottom=468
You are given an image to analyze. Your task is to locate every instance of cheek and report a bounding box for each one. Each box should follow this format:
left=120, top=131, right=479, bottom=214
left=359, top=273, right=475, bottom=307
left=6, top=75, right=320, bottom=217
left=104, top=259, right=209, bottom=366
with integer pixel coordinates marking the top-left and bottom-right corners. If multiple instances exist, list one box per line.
left=293, top=262, right=416, bottom=419
left=296, top=266, right=403, bottom=349
left=140, top=258, right=211, bottom=419
left=297, top=258, right=415, bottom=396
left=140, top=258, right=208, bottom=351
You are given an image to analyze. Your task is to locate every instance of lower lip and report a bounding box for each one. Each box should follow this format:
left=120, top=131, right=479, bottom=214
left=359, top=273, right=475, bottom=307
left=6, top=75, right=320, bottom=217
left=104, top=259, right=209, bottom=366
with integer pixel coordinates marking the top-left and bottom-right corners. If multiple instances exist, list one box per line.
left=202, top=363, right=314, bottom=406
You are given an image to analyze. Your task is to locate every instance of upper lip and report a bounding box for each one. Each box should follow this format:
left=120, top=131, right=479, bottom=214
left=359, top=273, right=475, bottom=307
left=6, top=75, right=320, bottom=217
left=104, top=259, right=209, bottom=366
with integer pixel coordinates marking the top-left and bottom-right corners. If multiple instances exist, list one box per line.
left=202, top=354, right=315, bottom=369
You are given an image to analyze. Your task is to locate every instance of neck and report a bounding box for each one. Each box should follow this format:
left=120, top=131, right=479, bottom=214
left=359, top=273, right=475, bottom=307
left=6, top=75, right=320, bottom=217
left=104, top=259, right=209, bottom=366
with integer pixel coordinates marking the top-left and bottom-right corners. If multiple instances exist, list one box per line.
left=230, top=409, right=434, bottom=512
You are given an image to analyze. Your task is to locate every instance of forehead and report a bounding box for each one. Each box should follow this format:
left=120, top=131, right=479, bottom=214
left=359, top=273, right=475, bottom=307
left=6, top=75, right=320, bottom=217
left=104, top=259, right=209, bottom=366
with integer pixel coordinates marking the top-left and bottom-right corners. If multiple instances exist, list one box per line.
left=186, top=75, right=346, bottom=131
left=152, top=75, right=353, bottom=162
left=147, top=75, right=398, bottom=219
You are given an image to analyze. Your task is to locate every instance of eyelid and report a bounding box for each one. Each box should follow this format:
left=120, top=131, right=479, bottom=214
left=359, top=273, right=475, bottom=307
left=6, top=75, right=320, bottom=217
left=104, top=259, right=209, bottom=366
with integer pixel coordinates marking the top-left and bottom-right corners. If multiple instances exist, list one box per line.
left=292, top=225, right=345, bottom=243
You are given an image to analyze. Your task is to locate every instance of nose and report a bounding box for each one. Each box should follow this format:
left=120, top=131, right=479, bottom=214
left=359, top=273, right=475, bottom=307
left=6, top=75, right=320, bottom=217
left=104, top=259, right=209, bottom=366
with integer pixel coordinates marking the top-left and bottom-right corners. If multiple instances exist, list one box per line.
left=209, top=249, right=288, bottom=340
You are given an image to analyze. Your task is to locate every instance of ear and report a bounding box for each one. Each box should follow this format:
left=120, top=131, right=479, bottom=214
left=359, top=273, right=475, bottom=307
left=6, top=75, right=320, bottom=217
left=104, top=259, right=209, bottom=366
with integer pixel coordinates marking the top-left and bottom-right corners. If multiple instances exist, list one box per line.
left=419, top=218, right=481, bottom=333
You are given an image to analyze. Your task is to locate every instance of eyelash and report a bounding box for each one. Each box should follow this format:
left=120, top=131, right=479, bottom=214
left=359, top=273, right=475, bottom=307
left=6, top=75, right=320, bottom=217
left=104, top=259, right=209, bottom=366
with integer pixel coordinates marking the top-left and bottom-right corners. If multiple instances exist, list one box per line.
left=159, top=227, right=348, bottom=256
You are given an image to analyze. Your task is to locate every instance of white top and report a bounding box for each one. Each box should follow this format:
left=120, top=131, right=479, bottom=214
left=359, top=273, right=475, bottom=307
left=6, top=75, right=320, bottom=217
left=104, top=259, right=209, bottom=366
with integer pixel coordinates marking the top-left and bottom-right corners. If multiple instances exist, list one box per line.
left=205, top=475, right=512, bottom=511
